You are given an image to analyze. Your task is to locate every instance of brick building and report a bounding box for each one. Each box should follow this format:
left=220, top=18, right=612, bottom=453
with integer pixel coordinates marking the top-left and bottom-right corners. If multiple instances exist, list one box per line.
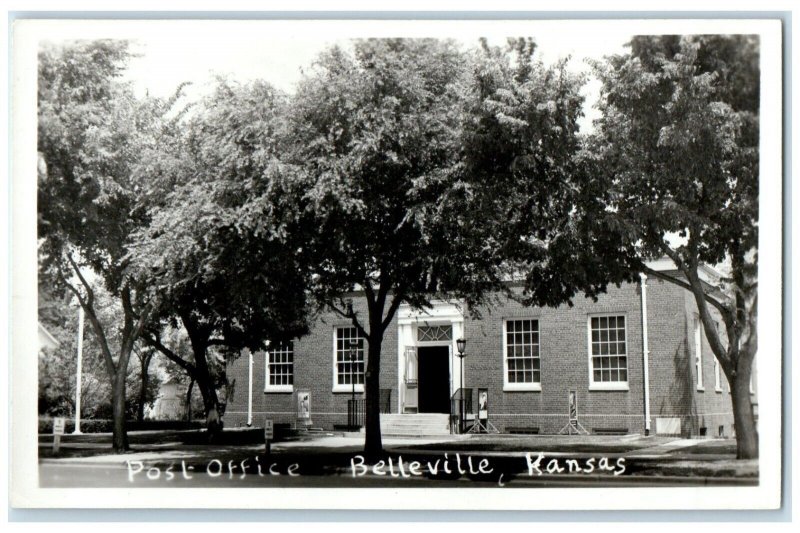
left=225, top=260, right=747, bottom=438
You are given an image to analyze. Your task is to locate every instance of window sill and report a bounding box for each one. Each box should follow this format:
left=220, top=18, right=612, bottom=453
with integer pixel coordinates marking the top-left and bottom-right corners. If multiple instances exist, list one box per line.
left=503, top=384, right=542, bottom=392
left=264, top=386, right=294, bottom=394
left=333, top=385, right=365, bottom=394
left=589, top=383, right=629, bottom=392
left=697, top=386, right=705, bottom=392
left=715, top=387, right=723, bottom=393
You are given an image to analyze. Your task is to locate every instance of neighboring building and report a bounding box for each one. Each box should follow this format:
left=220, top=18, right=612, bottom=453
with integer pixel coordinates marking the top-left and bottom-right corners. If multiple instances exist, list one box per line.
left=225, top=261, right=749, bottom=438
left=150, top=377, right=187, bottom=420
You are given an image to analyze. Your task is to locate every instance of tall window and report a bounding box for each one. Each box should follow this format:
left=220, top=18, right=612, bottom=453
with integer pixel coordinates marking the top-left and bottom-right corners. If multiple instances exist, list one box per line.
left=694, top=316, right=704, bottom=390
left=335, top=327, right=365, bottom=389
left=265, top=341, right=293, bottom=392
left=589, top=315, right=628, bottom=387
left=504, top=319, right=540, bottom=390
left=714, top=359, right=722, bottom=391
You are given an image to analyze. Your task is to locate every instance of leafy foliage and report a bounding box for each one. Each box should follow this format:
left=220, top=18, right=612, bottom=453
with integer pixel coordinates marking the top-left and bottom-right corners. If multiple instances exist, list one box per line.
left=131, top=79, right=311, bottom=352
left=272, top=39, right=502, bottom=316
left=38, top=283, right=161, bottom=419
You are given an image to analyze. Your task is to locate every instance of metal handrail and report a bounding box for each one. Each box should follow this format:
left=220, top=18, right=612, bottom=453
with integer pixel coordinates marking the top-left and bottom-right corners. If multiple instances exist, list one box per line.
left=347, top=398, right=365, bottom=429
left=346, top=389, right=393, bottom=429
left=450, top=387, right=473, bottom=433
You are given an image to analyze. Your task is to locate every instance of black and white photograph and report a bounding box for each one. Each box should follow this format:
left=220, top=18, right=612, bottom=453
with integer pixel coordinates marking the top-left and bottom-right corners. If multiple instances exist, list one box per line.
left=8, top=13, right=784, bottom=512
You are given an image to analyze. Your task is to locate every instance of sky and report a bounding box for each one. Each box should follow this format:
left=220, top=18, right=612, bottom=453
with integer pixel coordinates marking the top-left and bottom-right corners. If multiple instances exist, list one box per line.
left=112, top=21, right=633, bottom=133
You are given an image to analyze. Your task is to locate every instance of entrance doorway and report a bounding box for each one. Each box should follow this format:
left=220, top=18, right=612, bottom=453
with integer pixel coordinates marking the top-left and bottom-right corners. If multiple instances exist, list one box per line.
left=417, top=346, right=450, bottom=413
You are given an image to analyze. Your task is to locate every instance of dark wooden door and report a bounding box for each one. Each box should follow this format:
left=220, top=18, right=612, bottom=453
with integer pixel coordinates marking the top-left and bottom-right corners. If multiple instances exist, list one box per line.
left=417, top=346, right=450, bottom=413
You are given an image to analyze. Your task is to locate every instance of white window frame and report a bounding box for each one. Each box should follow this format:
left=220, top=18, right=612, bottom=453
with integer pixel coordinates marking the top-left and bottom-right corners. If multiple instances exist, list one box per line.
left=694, top=315, right=704, bottom=391
left=502, top=318, right=542, bottom=392
left=332, top=326, right=365, bottom=393
left=587, top=313, right=629, bottom=391
left=264, top=341, right=294, bottom=393
left=714, top=358, right=722, bottom=392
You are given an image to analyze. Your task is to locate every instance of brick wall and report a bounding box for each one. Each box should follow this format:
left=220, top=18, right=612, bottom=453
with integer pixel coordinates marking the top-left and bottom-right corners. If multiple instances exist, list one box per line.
left=224, top=279, right=736, bottom=436
left=225, top=296, right=398, bottom=430
left=463, top=284, right=646, bottom=434
left=645, top=275, right=736, bottom=437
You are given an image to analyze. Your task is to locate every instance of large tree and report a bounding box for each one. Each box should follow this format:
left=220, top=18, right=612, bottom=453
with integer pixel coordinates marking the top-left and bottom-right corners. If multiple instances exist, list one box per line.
left=261, top=39, right=536, bottom=458
left=37, top=40, right=166, bottom=451
left=130, top=79, right=311, bottom=437
left=588, top=35, right=760, bottom=458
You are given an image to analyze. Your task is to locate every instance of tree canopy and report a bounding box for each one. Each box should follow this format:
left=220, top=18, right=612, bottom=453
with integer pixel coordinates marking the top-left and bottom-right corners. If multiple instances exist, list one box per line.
left=128, top=79, right=313, bottom=435
left=459, top=38, right=641, bottom=308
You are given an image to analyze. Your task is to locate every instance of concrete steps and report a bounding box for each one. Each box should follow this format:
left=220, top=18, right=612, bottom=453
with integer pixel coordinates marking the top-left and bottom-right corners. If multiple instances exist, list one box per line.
left=380, top=413, right=451, bottom=436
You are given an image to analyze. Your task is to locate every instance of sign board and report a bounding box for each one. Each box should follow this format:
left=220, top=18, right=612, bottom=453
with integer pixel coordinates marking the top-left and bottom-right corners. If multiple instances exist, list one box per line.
left=296, top=390, right=310, bottom=419
left=264, top=419, right=274, bottom=440
left=53, top=417, right=66, bottom=435
left=478, top=388, right=489, bottom=420
left=568, top=390, right=578, bottom=422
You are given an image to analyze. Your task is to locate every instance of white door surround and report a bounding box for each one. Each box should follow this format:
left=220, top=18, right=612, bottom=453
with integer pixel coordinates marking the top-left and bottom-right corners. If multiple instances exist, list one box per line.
left=396, top=301, right=465, bottom=414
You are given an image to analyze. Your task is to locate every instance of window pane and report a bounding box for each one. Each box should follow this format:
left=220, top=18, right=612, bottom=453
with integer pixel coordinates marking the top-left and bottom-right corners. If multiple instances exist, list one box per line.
left=268, top=341, right=294, bottom=387
left=505, top=319, right=540, bottom=384
left=335, top=327, right=364, bottom=386
left=590, top=316, right=628, bottom=383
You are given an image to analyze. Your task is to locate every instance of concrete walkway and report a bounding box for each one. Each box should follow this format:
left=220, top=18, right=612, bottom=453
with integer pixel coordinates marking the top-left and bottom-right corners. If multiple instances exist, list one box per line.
left=623, top=438, right=704, bottom=458
left=39, top=432, right=728, bottom=466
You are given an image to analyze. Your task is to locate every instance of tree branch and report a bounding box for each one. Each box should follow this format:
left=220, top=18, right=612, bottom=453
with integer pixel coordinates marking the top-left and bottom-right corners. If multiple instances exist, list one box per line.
left=142, top=330, right=197, bottom=375
left=641, top=265, right=729, bottom=316
left=118, top=285, right=153, bottom=380
left=62, top=260, right=116, bottom=378
left=381, top=283, right=406, bottom=332
left=328, top=299, right=368, bottom=339
left=681, top=264, right=736, bottom=373
left=66, top=253, right=95, bottom=308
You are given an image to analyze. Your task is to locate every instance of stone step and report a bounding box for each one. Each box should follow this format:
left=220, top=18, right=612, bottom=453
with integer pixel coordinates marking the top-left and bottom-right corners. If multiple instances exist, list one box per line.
left=379, top=413, right=451, bottom=436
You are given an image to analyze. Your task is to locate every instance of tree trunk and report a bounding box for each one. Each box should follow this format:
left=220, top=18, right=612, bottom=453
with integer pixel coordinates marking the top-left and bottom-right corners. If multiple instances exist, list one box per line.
left=185, top=377, right=195, bottom=423
left=363, top=334, right=383, bottom=460
left=183, top=316, right=224, bottom=439
left=194, top=362, right=223, bottom=441
left=731, top=361, right=758, bottom=459
left=137, top=355, right=151, bottom=423
left=111, top=371, right=129, bottom=452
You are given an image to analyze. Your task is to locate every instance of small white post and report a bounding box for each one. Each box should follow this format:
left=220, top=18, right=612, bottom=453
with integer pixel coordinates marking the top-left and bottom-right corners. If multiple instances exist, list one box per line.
left=247, top=351, right=254, bottom=427
left=73, top=306, right=84, bottom=434
left=639, top=273, right=651, bottom=435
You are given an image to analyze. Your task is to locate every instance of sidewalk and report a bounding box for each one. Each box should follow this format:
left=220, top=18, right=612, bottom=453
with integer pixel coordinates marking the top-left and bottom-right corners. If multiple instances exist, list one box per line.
left=39, top=433, right=758, bottom=486
left=623, top=438, right=705, bottom=458
left=37, top=431, right=728, bottom=460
